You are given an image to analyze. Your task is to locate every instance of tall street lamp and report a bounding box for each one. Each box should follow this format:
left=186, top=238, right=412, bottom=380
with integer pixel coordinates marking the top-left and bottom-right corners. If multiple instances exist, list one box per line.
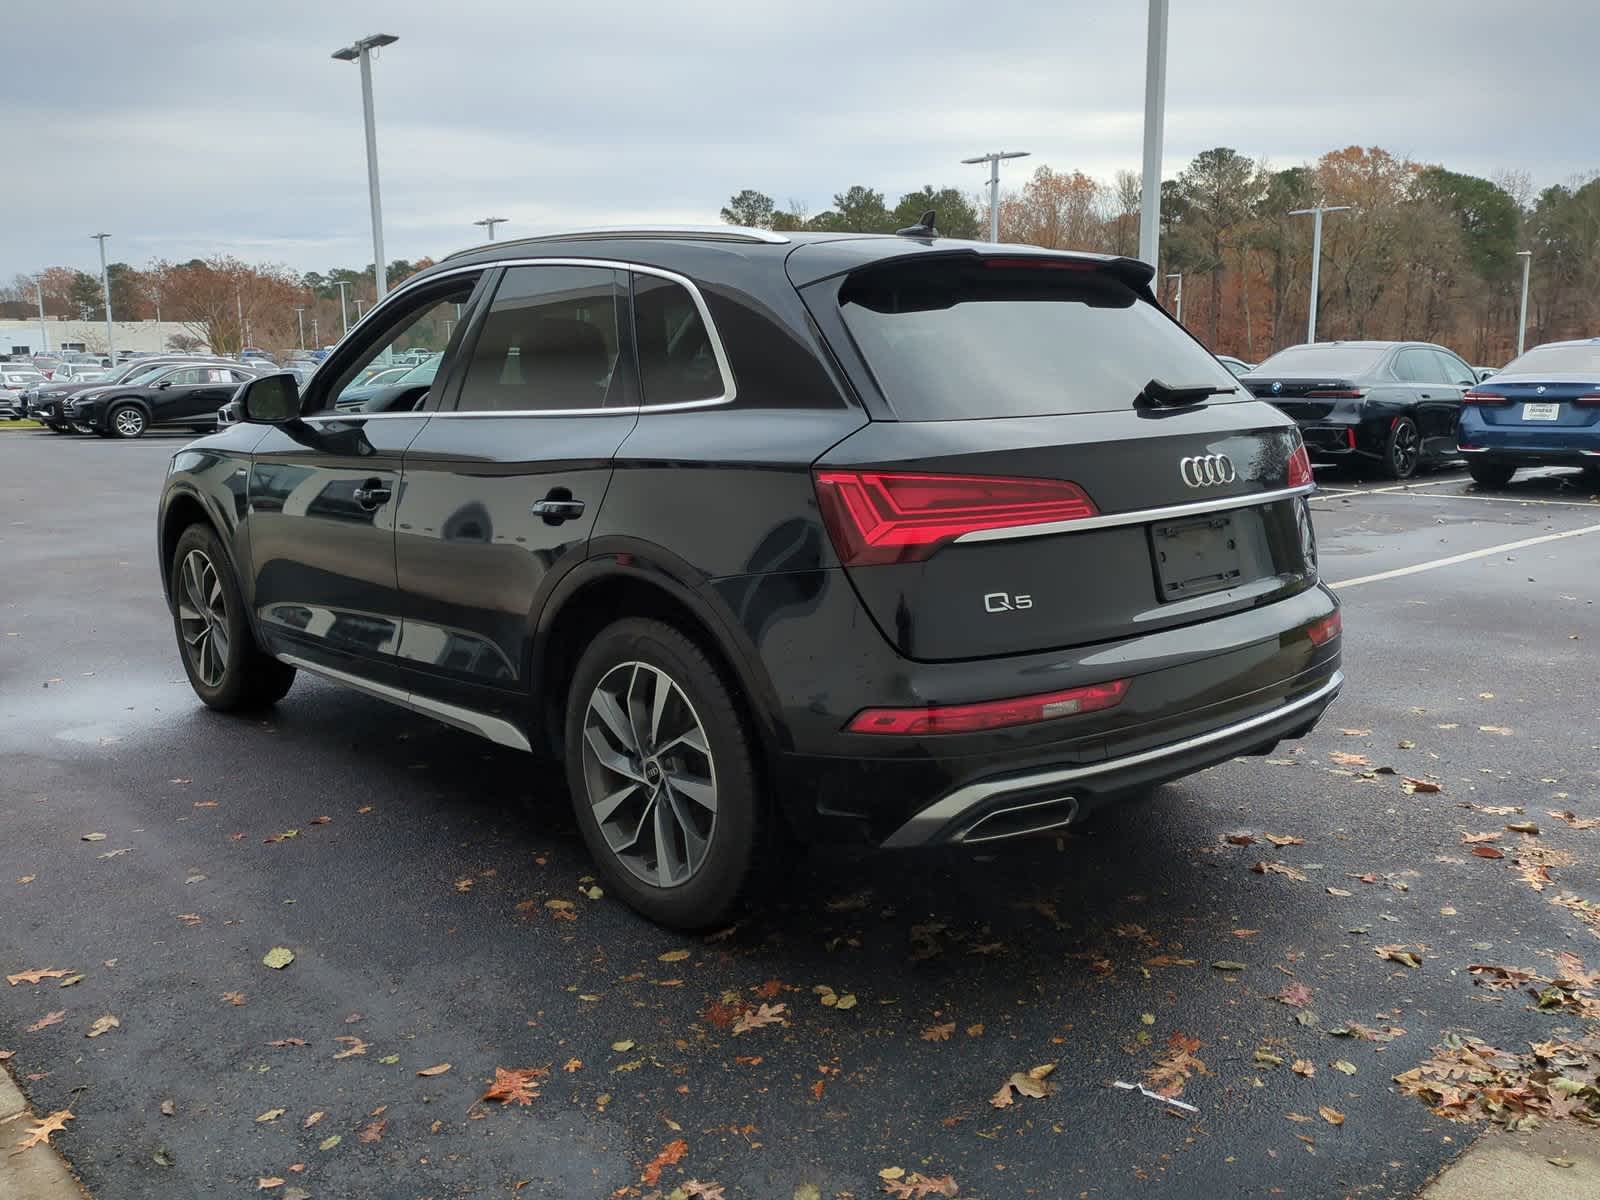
left=294, top=306, right=307, bottom=349
left=33, top=277, right=49, bottom=354
left=334, top=279, right=353, bottom=336
left=474, top=216, right=508, bottom=241
left=1166, top=272, right=1183, bottom=324
left=1139, top=0, right=1169, bottom=268
left=90, top=233, right=114, bottom=360
left=1288, top=204, right=1352, bottom=343
left=332, top=33, right=398, bottom=302
left=961, top=151, right=1030, bottom=243
left=1515, top=249, right=1533, bottom=357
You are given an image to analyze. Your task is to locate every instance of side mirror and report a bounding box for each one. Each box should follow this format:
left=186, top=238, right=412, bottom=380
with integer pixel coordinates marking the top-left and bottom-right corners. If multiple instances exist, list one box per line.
left=239, top=373, right=301, bottom=425
left=156, top=379, right=173, bottom=389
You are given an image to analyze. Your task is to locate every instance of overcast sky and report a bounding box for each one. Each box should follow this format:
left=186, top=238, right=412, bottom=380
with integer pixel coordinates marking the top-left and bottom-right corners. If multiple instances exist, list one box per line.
left=7, top=0, right=1593, bottom=280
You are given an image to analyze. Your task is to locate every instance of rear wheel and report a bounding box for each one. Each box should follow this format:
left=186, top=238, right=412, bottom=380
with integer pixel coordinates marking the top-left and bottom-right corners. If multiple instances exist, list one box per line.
left=564, top=618, right=763, bottom=929
left=1468, top=461, right=1516, bottom=487
left=1381, top=416, right=1420, bottom=480
left=108, top=403, right=146, bottom=439
left=170, top=524, right=295, bottom=711
left=1582, top=464, right=1600, bottom=488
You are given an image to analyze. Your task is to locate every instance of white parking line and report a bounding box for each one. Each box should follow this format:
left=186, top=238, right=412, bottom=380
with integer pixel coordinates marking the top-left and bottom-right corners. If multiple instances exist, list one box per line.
left=1328, top=521, right=1600, bottom=589
left=1310, top=486, right=1600, bottom=510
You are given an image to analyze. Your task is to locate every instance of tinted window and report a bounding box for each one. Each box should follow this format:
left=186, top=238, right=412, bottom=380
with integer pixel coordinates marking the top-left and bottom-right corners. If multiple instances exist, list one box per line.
left=456, top=266, right=623, bottom=413
left=1392, top=349, right=1437, bottom=384
left=163, top=368, right=205, bottom=386
left=633, top=274, right=724, bottom=407
left=836, top=258, right=1237, bottom=420
left=323, top=278, right=478, bottom=414
left=1431, top=350, right=1473, bottom=386
left=1496, top=344, right=1600, bottom=377
left=1252, top=345, right=1388, bottom=377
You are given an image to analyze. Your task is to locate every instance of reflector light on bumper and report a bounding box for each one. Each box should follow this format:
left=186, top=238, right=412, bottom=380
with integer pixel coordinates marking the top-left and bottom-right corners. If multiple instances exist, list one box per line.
left=846, top=678, right=1130, bottom=735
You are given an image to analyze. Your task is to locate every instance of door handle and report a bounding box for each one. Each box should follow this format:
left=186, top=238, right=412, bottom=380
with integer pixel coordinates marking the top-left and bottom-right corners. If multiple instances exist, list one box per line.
left=353, top=479, right=392, bottom=509
left=531, top=494, right=586, bottom=523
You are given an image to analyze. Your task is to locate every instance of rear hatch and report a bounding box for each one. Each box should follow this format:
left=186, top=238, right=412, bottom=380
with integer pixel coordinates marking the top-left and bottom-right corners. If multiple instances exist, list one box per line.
left=1462, top=378, right=1600, bottom=447
left=798, top=250, right=1317, bottom=662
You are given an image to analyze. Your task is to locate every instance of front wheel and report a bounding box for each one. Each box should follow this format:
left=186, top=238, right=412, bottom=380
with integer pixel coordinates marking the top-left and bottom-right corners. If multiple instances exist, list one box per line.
left=1468, top=461, right=1516, bottom=487
left=1381, top=416, right=1420, bottom=480
left=564, top=618, right=764, bottom=929
left=170, top=524, right=295, bottom=711
left=108, top=404, right=147, bottom=438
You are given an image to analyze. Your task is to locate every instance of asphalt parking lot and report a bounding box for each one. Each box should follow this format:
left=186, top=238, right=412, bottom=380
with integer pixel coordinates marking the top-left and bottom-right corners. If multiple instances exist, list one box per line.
left=3, top=431, right=1599, bottom=1199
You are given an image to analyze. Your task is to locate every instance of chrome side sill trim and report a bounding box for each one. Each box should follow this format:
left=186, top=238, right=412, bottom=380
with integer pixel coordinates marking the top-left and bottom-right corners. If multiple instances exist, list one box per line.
left=953, top=484, right=1315, bottom=543
left=882, top=670, right=1343, bottom=849
left=277, top=653, right=532, bottom=753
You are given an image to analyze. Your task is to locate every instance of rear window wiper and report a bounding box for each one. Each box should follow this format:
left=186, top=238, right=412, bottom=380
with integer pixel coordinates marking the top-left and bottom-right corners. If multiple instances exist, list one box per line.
left=1137, top=379, right=1237, bottom=408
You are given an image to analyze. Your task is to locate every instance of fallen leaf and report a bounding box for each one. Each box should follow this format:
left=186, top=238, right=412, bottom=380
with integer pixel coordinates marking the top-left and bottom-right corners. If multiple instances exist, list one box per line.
left=1327, top=887, right=1353, bottom=897
left=481, top=1066, right=546, bottom=1105
left=1318, top=1105, right=1345, bottom=1126
left=1254, top=1048, right=1285, bottom=1067
left=1144, top=1032, right=1207, bottom=1097
left=1211, top=960, right=1247, bottom=972
left=332, top=1036, right=368, bottom=1060
left=81, top=833, right=107, bottom=842
left=882, top=1172, right=960, bottom=1199
left=262, top=947, right=294, bottom=970
left=257, top=1177, right=285, bottom=1191
left=417, top=1062, right=451, bottom=1077
left=563, top=1058, right=582, bottom=1072
left=732, top=1002, right=787, bottom=1035
left=659, top=949, right=691, bottom=963
left=1505, top=822, right=1540, bottom=835
left=26, top=1011, right=65, bottom=1032
left=879, top=1168, right=906, bottom=1182
left=1225, top=832, right=1257, bottom=846
left=223, top=992, right=246, bottom=1006
left=266, top=1037, right=307, bottom=1048
left=302, top=1111, right=324, bottom=1128
left=921, top=1022, right=956, bottom=1042
left=1549, top=1156, right=1577, bottom=1169
left=86, top=1014, right=120, bottom=1038
left=256, top=1108, right=285, bottom=1123
left=1478, top=725, right=1513, bottom=736
left=1461, top=831, right=1503, bottom=844
left=10, top=1109, right=72, bottom=1153
left=1548, top=810, right=1600, bottom=831
left=357, top=1118, right=386, bottom=1144
left=1252, top=860, right=1309, bottom=882
left=16, top=876, right=34, bottom=884
left=1402, top=778, right=1442, bottom=795
left=1376, top=945, right=1423, bottom=968
left=1329, top=752, right=1371, bottom=767
left=1144, top=954, right=1199, bottom=967
left=611, top=1040, right=636, bottom=1053
left=1264, top=833, right=1306, bottom=847
left=682, top=1182, right=729, bottom=1200
left=6, top=968, right=69, bottom=986
left=1339, top=728, right=1370, bottom=737
left=1472, top=845, right=1505, bottom=860
left=1275, top=982, right=1314, bottom=1008
left=835, top=993, right=859, bottom=1010
left=1292, top=1059, right=1315, bottom=1077
left=641, top=1138, right=688, bottom=1186
left=317, top=1135, right=341, bottom=1151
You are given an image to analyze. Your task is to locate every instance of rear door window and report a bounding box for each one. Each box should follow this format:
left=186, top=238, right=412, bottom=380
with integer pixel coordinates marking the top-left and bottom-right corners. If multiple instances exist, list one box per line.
left=832, top=256, right=1238, bottom=420
left=1431, top=350, right=1474, bottom=386
left=456, top=265, right=625, bottom=413
left=632, top=274, right=727, bottom=407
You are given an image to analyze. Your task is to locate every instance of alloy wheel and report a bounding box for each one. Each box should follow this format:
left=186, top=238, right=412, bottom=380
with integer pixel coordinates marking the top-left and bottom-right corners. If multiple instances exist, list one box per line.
left=580, top=661, right=717, bottom=889
left=114, top=407, right=145, bottom=437
left=1391, top=421, right=1419, bottom=476
left=177, top=549, right=230, bottom=687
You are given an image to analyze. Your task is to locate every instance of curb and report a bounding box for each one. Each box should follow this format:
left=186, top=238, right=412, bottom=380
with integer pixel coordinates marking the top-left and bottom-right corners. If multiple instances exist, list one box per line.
left=0, top=1063, right=87, bottom=1200
left=0, top=422, right=44, bottom=432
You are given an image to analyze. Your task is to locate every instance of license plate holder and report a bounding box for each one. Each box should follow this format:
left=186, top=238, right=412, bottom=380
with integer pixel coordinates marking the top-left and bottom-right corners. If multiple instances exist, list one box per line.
left=1151, top=514, right=1244, bottom=601
left=1522, top=402, right=1560, bottom=421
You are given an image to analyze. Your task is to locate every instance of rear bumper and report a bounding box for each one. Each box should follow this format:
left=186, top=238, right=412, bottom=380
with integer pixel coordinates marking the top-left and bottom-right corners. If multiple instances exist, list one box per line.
left=882, top=668, right=1341, bottom=846
left=1459, top=445, right=1600, bottom=467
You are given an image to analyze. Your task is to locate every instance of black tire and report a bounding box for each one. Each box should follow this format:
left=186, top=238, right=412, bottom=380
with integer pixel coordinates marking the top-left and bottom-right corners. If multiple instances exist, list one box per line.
left=107, top=403, right=147, bottom=439
left=1380, top=416, right=1420, bottom=480
left=1582, top=465, right=1600, bottom=488
left=563, top=618, right=764, bottom=929
left=1468, top=461, right=1516, bottom=487
left=170, top=523, right=295, bottom=712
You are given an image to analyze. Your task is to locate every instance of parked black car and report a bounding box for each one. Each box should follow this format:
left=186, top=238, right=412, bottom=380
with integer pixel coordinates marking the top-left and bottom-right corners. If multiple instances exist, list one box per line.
left=158, top=226, right=1342, bottom=927
left=1241, top=340, right=1478, bottom=479
left=66, top=362, right=262, bottom=438
left=23, top=356, right=238, bottom=432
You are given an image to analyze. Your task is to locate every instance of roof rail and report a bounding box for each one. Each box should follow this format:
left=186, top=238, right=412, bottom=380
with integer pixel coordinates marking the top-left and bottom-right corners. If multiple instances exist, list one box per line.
left=443, top=224, right=790, bottom=261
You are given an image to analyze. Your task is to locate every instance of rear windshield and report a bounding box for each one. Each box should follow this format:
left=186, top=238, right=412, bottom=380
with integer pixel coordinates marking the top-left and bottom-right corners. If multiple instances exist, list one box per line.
left=1250, top=345, right=1387, bottom=377
left=1495, top=344, right=1600, bottom=377
left=835, top=256, right=1239, bottom=419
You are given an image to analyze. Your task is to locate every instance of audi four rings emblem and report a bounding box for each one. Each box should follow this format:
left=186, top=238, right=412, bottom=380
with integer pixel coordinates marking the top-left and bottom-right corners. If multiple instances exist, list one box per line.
left=1179, top=454, right=1237, bottom=488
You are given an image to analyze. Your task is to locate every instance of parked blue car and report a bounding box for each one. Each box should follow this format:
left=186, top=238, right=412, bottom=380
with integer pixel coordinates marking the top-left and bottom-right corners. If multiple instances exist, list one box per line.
left=1458, top=339, right=1600, bottom=486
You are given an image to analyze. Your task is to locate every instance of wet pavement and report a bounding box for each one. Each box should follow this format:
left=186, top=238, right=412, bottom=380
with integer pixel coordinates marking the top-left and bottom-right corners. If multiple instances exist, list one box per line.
left=3, top=433, right=1599, bottom=1199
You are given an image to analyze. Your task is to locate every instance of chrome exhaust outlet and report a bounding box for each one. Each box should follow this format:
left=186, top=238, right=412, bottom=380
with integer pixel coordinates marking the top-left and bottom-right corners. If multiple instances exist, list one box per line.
left=955, top=796, right=1079, bottom=845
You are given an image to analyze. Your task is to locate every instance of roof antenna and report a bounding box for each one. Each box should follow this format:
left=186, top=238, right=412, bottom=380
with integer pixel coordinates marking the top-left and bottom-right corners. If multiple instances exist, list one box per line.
left=895, top=209, right=938, bottom=239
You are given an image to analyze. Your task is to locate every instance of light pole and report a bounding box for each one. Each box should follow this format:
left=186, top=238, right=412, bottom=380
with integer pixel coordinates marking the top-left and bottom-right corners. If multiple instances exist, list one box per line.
left=474, top=216, right=508, bottom=241
left=33, top=277, right=49, bottom=354
left=1288, top=204, right=1353, bottom=343
left=236, top=284, right=248, bottom=353
left=1139, top=0, right=1169, bottom=268
left=1166, top=272, right=1183, bottom=324
left=334, top=279, right=352, bottom=335
left=312, top=316, right=320, bottom=347
left=961, top=151, right=1030, bottom=243
left=1515, top=249, right=1532, bottom=357
left=90, top=233, right=114, bottom=360
left=294, top=306, right=307, bottom=349
left=332, top=33, right=398, bottom=301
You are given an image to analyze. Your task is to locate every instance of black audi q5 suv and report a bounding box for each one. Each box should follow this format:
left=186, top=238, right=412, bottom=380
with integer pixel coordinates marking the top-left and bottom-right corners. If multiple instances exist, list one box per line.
left=158, top=225, right=1342, bottom=928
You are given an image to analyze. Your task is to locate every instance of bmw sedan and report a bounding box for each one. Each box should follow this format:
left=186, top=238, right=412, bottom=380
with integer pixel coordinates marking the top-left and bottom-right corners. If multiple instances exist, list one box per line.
left=1457, top=339, right=1600, bottom=486
left=1243, top=341, right=1479, bottom=479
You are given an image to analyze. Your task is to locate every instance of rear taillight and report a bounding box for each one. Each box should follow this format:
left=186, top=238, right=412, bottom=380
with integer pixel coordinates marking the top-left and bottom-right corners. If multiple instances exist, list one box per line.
left=813, top=470, right=1097, bottom=566
left=1574, top=395, right=1600, bottom=407
left=1305, top=388, right=1365, bottom=399
left=847, top=678, right=1130, bottom=735
left=1307, top=611, right=1342, bottom=646
left=1287, top=444, right=1313, bottom=488
left=1344, top=427, right=1357, bottom=449
left=1462, top=392, right=1512, bottom=405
